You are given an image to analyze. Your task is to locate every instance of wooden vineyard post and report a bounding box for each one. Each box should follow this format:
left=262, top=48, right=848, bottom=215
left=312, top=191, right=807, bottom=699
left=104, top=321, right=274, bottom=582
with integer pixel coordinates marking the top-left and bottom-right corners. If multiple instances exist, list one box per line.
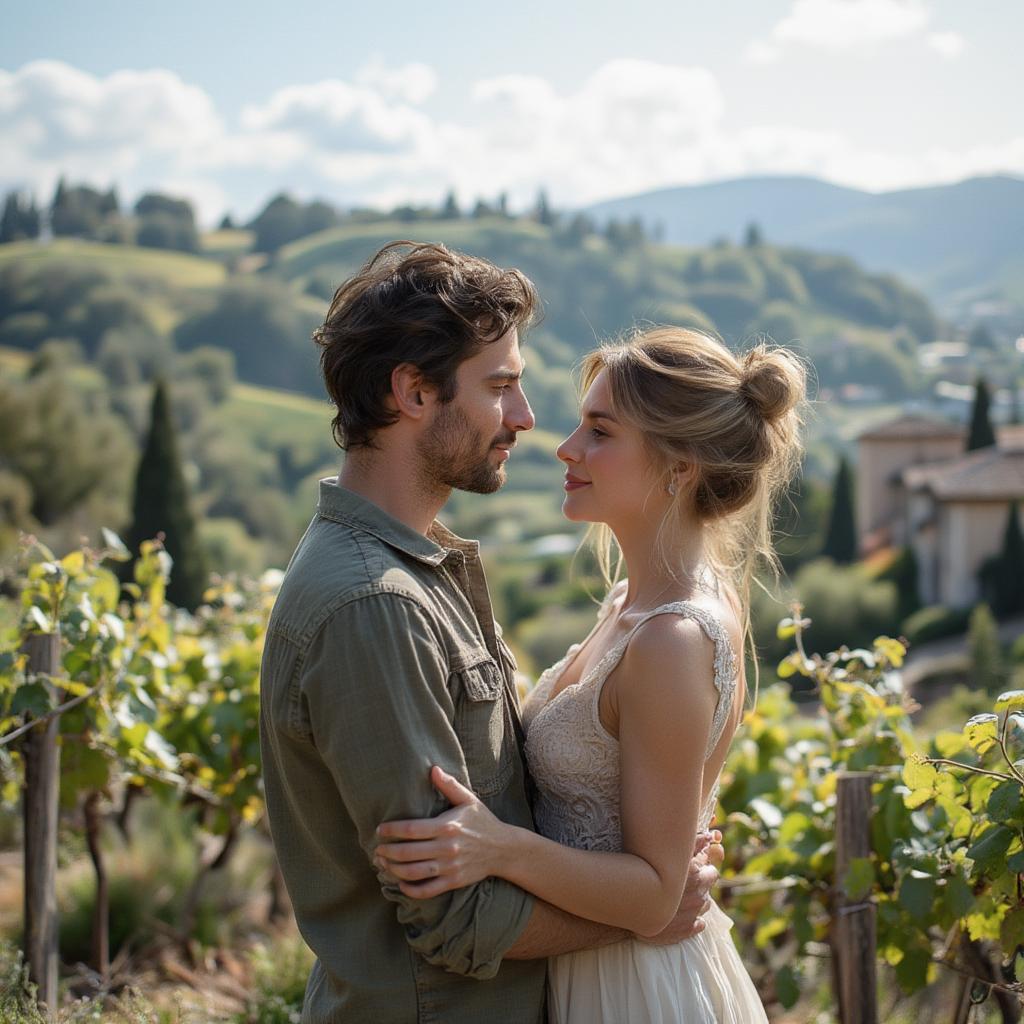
left=22, top=630, right=61, bottom=1015
left=833, top=771, right=878, bottom=1024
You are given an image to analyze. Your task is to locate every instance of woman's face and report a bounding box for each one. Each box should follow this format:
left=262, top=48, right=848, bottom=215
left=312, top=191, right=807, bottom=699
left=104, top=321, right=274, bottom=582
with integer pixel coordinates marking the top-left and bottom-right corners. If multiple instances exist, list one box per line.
left=556, top=369, right=667, bottom=527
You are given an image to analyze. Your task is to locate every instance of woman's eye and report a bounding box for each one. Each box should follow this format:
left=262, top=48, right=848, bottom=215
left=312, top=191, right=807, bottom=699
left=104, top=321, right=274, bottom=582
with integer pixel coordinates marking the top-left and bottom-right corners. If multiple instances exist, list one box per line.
left=590, top=427, right=607, bottom=439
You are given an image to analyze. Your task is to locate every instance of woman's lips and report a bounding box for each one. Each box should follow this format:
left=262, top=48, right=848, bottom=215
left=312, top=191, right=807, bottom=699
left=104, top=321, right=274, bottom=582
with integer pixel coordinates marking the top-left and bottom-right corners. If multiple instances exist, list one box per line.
left=564, top=475, right=591, bottom=491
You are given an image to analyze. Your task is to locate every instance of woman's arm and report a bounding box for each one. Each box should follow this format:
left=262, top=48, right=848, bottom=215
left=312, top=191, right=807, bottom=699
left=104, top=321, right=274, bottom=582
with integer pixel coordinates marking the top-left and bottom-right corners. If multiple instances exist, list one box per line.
left=375, top=615, right=720, bottom=937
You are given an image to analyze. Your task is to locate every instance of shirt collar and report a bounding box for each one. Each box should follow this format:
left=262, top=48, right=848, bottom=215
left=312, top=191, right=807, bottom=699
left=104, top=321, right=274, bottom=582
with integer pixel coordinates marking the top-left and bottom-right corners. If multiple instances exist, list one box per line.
left=316, top=477, right=478, bottom=566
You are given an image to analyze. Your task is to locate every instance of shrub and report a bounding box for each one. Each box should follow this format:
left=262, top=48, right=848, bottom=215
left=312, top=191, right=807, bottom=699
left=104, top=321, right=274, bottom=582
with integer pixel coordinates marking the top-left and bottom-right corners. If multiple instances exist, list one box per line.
left=901, top=604, right=972, bottom=647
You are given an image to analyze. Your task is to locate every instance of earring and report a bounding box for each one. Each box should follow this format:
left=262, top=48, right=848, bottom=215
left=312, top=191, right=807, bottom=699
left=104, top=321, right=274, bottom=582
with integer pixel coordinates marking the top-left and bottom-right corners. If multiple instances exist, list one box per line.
left=667, top=479, right=677, bottom=496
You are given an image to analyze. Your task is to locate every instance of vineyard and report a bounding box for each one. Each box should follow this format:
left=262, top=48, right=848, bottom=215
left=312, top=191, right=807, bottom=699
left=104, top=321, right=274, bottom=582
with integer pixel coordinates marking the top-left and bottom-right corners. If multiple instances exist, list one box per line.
left=1, top=533, right=1022, bottom=1021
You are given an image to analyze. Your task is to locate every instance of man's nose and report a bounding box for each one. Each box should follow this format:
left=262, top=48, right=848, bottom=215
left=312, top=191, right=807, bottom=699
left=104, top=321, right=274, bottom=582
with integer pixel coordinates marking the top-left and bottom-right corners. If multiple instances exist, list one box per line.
left=508, top=387, right=535, bottom=433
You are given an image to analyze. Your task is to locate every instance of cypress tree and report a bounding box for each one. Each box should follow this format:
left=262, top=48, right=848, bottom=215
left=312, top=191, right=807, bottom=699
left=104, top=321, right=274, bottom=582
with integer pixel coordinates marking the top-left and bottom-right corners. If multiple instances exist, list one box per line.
left=0, top=193, right=19, bottom=243
left=126, top=380, right=208, bottom=610
left=821, top=455, right=857, bottom=564
left=967, top=602, right=1004, bottom=693
left=979, top=501, right=1024, bottom=615
left=966, top=377, right=997, bottom=451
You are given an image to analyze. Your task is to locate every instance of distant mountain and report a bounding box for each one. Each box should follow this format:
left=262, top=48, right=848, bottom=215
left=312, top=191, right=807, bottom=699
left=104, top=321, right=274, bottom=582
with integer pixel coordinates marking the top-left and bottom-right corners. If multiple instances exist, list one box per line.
left=585, top=175, right=1024, bottom=318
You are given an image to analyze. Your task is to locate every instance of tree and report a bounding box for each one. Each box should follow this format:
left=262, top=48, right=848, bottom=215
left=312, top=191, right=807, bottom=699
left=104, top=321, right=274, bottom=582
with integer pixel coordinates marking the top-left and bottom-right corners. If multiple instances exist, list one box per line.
left=0, top=191, right=41, bottom=243
left=533, top=189, right=555, bottom=227
left=966, top=377, right=997, bottom=452
left=125, top=381, right=208, bottom=611
left=134, top=193, right=199, bottom=252
left=967, top=602, right=1004, bottom=693
left=744, top=222, right=764, bottom=247
left=50, top=180, right=109, bottom=238
left=218, top=213, right=235, bottom=230
left=979, top=502, right=1024, bottom=616
left=821, top=455, right=857, bottom=563
left=440, top=190, right=460, bottom=219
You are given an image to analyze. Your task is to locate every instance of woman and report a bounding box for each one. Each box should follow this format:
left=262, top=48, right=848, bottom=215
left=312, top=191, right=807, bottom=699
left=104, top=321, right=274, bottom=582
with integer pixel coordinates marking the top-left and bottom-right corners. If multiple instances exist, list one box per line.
left=376, top=326, right=806, bottom=1022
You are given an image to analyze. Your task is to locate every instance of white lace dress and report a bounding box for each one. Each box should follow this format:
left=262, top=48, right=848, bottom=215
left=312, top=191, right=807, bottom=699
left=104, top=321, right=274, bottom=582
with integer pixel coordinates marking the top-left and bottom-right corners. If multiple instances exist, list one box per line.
left=521, top=591, right=768, bottom=1024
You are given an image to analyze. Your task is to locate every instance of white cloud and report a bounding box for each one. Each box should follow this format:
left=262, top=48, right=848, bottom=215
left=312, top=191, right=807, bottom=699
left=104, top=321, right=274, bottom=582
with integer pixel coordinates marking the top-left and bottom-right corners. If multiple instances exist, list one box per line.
left=743, top=40, right=782, bottom=64
left=1, top=56, right=1021, bottom=225
left=773, top=0, right=929, bottom=49
left=0, top=59, right=224, bottom=215
left=927, top=30, right=965, bottom=58
left=355, top=59, right=438, bottom=104
left=746, top=0, right=966, bottom=61
left=241, top=79, right=434, bottom=155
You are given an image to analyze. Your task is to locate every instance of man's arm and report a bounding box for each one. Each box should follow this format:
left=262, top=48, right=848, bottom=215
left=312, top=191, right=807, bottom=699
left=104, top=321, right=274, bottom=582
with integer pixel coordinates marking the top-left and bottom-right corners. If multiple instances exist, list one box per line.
left=302, top=592, right=533, bottom=979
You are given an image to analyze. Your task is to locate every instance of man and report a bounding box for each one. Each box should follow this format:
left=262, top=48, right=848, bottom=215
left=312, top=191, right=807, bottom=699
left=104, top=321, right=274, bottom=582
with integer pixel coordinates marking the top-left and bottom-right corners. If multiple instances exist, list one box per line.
left=259, top=240, right=722, bottom=1023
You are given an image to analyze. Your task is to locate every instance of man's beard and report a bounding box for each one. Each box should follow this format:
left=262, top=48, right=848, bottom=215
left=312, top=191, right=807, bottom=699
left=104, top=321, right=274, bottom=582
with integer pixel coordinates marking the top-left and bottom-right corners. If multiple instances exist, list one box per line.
left=418, top=401, right=510, bottom=495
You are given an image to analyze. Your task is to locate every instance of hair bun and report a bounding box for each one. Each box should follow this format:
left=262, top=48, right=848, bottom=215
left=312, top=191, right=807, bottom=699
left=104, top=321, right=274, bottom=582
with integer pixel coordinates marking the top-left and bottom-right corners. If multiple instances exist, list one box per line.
left=739, top=346, right=805, bottom=423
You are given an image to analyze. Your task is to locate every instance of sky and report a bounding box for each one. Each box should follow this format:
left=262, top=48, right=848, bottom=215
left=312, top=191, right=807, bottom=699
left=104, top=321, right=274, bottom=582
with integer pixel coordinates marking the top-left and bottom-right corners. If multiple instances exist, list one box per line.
left=2, top=0, right=1021, bottom=225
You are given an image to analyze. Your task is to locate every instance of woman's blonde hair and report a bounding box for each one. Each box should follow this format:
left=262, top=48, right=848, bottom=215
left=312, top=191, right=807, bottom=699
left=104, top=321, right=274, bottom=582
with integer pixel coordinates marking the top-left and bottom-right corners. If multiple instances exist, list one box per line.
left=578, top=326, right=807, bottom=698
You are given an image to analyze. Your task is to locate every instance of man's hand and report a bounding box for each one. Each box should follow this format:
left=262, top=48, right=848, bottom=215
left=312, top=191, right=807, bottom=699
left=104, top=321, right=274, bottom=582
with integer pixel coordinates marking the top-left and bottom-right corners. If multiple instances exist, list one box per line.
left=641, top=829, right=722, bottom=944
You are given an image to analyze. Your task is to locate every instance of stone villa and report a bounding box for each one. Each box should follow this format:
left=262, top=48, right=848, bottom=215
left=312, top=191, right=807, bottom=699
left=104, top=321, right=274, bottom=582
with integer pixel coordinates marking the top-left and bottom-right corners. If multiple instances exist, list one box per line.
left=856, top=415, right=1024, bottom=607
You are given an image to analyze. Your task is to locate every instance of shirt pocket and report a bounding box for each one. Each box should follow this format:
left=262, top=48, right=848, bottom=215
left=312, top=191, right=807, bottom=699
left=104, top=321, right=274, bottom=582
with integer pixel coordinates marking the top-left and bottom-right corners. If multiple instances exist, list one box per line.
left=449, top=650, right=514, bottom=798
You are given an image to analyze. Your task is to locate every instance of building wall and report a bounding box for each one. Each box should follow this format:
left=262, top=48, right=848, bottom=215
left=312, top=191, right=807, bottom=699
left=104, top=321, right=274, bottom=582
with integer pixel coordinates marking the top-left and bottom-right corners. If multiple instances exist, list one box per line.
left=856, top=436, right=963, bottom=548
left=939, top=501, right=1021, bottom=606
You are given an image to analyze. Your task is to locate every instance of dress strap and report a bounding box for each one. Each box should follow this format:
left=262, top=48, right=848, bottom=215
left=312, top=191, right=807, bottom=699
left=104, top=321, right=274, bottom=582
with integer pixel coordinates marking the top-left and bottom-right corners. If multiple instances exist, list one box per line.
left=594, top=601, right=739, bottom=757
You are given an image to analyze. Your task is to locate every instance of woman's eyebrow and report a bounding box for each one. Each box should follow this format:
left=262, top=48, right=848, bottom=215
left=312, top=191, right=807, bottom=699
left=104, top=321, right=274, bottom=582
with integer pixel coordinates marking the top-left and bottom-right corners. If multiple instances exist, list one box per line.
left=585, top=409, right=618, bottom=423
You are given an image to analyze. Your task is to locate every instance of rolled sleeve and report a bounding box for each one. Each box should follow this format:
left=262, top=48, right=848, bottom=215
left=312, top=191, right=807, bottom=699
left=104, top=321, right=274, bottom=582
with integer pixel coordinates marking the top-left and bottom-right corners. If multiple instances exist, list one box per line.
left=302, top=591, right=534, bottom=979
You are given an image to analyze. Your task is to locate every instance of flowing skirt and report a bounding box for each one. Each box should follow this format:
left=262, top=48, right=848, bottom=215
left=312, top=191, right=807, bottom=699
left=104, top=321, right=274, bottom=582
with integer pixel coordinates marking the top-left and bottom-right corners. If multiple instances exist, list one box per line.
left=547, top=900, right=768, bottom=1024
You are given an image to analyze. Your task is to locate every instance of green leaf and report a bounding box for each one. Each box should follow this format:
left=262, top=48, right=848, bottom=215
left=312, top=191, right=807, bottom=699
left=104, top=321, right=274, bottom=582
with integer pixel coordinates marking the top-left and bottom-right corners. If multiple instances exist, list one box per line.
left=903, top=756, right=938, bottom=791
left=899, top=871, right=937, bottom=922
left=754, top=916, right=787, bottom=948
left=933, top=731, right=968, bottom=758
left=894, top=946, right=931, bottom=993
left=843, top=857, right=874, bottom=901
left=988, top=780, right=1024, bottom=823
left=11, top=682, right=53, bottom=718
left=943, top=873, right=975, bottom=919
left=995, top=690, right=1024, bottom=715
left=778, top=811, right=811, bottom=843
left=873, top=636, right=906, bottom=667
left=60, top=551, right=85, bottom=577
left=966, top=825, right=1014, bottom=874
left=1001, top=908, right=1024, bottom=953
left=964, top=714, right=999, bottom=755
left=1007, top=850, right=1024, bottom=873
left=904, top=787, right=935, bottom=810
left=1016, top=953, right=1024, bottom=985
left=774, top=964, right=800, bottom=1009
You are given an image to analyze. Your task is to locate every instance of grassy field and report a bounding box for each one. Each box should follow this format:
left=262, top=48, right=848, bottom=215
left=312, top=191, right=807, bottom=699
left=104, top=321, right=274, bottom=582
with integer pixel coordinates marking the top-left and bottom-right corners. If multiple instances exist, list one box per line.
left=275, top=216, right=552, bottom=280
left=0, top=238, right=227, bottom=290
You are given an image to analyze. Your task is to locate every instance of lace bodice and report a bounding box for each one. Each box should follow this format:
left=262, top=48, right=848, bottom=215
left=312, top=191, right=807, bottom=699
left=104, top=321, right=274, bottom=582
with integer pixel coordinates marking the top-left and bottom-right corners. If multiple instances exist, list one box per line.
left=522, top=587, right=739, bottom=853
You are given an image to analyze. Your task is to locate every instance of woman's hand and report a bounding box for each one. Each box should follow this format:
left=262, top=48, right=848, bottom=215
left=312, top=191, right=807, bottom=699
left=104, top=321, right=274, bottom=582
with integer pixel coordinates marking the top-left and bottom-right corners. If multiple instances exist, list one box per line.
left=374, top=765, right=515, bottom=899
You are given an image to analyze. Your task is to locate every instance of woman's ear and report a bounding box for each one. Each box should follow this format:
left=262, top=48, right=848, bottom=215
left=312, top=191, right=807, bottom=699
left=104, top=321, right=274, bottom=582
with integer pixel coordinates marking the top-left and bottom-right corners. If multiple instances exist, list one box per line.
left=671, top=460, right=699, bottom=494
left=390, top=363, right=437, bottom=421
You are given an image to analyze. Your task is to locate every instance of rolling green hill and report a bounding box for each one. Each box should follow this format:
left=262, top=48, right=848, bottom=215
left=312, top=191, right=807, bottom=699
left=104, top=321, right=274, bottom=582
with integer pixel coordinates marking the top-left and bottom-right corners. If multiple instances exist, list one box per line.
left=0, top=238, right=226, bottom=289
left=585, top=174, right=1024, bottom=319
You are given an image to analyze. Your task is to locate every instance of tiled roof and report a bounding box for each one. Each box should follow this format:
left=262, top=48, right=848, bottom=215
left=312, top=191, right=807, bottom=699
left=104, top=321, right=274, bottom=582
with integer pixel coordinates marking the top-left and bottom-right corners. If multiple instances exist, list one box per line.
left=902, top=446, right=1024, bottom=501
left=858, top=414, right=963, bottom=442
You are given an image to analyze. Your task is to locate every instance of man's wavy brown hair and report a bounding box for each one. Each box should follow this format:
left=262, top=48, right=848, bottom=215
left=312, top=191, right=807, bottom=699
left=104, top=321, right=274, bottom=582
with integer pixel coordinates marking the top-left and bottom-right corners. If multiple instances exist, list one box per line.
left=313, top=240, right=539, bottom=450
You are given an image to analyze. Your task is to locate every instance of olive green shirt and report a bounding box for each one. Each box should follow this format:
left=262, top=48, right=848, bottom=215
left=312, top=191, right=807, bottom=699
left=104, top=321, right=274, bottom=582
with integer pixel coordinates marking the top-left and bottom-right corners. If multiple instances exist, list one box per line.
left=259, top=479, right=545, bottom=1023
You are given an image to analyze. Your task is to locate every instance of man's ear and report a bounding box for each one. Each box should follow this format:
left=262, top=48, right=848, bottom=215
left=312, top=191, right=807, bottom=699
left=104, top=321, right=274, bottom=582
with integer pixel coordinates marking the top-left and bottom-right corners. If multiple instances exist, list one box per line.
left=390, top=363, right=437, bottom=421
